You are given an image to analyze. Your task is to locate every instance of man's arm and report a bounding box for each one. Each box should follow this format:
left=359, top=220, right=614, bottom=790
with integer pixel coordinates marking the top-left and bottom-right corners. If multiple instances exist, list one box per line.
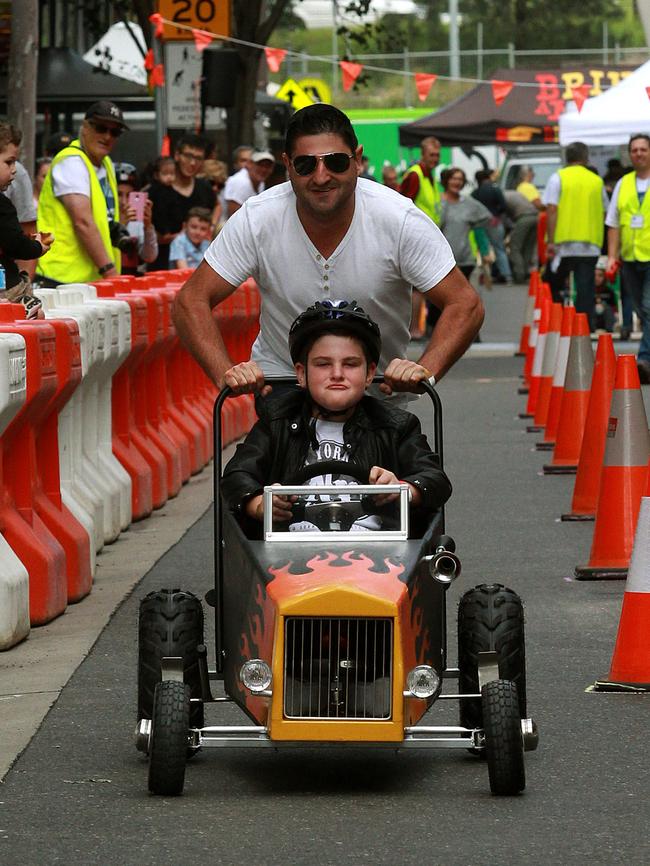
left=60, top=194, right=117, bottom=276
left=172, top=259, right=241, bottom=389
left=227, top=200, right=242, bottom=218
left=607, top=226, right=621, bottom=271
left=545, top=203, right=558, bottom=255
left=399, top=171, right=420, bottom=202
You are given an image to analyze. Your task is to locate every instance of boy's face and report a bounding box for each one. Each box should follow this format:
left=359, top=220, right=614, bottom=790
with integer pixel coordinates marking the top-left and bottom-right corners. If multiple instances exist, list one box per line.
left=295, top=333, right=376, bottom=419
left=0, top=143, right=18, bottom=192
left=185, top=216, right=210, bottom=245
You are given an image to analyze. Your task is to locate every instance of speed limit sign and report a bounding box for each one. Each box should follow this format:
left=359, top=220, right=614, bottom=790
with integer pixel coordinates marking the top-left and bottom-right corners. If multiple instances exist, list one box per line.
left=157, top=0, right=231, bottom=41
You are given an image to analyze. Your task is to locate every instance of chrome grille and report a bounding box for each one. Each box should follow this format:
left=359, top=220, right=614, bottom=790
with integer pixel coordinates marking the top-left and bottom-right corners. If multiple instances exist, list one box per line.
left=283, top=617, right=393, bottom=720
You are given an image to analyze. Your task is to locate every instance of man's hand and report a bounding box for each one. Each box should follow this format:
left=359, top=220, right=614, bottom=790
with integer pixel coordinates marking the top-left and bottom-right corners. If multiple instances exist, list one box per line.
left=245, top=484, right=296, bottom=522
left=222, top=360, right=272, bottom=396
left=380, top=358, right=431, bottom=395
left=35, top=231, right=53, bottom=254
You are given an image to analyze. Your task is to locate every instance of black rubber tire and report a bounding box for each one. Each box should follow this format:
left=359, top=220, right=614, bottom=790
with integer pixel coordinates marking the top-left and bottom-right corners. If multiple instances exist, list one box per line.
left=148, top=681, right=190, bottom=796
left=137, top=589, right=204, bottom=728
left=482, top=679, right=526, bottom=795
left=457, top=583, right=526, bottom=730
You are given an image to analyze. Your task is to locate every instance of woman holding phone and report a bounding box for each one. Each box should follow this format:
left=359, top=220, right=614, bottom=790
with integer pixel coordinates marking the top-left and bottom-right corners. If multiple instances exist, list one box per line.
left=115, top=163, right=158, bottom=275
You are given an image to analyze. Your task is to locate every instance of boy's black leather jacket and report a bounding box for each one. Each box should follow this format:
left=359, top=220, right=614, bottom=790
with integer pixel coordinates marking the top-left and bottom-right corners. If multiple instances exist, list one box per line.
left=221, top=389, right=452, bottom=518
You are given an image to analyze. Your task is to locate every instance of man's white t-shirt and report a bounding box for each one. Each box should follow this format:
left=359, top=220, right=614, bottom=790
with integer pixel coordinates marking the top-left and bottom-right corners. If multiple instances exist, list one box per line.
left=605, top=175, right=650, bottom=228
left=223, top=167, right=264, bottom=213
left=204, top=178, right=456, bottom=376
left=51, top=155, right=116, bottom=220
left=542, top=171, right=609, bottom=258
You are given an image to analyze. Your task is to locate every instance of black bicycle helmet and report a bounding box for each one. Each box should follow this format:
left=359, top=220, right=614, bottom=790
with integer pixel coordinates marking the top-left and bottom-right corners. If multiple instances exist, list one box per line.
left=288, top=299, right=381, bottom=365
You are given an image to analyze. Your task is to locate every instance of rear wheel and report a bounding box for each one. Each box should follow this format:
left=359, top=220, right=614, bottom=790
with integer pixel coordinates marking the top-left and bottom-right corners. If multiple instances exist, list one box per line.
left=138, top=589, right=204, bottom=728
left=482, top=680, right=525, bottom=795
left=457, top=583, right=526, bottom=730
left=148, top=681, right=190, bottom=796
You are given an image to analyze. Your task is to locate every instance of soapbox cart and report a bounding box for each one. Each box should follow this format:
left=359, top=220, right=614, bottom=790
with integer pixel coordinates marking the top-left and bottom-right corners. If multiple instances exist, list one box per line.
left=134, top=381, right=538, bottom=796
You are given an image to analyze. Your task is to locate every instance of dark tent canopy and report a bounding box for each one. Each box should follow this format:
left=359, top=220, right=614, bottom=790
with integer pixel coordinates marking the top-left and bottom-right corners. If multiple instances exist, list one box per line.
left=399, top=65, right=635, bottom=147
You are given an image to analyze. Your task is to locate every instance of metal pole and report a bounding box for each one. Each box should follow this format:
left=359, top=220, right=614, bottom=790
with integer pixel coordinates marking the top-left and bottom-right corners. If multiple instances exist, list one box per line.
left=403, top=46, right=411, bottom=108
left=603, top=21, right=609, bottom=64
left=449, top=0, right=460, bottom=80
left=153, top=37, right=166, bottom=154
left=331, top=0, right=338, bottom=96
left=477, top=22, right=483, bottom=82
left=508, top=42, right=515, bottom=69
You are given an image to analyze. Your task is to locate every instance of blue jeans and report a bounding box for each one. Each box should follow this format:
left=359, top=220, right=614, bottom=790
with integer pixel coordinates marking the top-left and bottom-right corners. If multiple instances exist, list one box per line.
left=622, top=261, right=650, bottom=362
left=549, top=256, right=598, bottom=327
left=486, top=220, right=512, bottom=281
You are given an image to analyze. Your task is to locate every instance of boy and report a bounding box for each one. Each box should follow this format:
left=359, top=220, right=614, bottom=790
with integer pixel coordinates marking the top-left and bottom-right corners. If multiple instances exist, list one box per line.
left=593, top=255, right=617, bottom=333
left=221, top=300, right=451, bottom=532
left=169, top=206, right=211, bottom=270
left=0, top=121, right=52, bottom=314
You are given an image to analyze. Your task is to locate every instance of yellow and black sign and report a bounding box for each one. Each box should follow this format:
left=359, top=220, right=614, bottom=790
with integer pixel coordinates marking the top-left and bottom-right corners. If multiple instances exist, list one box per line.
left=275, top=78, right=314, bottom=110
left=158, top=0, right=230, bottom=41
left=298, top=77, right=332, bottom=105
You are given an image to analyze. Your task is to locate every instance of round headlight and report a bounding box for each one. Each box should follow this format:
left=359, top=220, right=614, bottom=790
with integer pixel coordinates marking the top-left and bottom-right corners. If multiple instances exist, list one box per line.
left=407, top=665, right=440, bottom=699
left=239, top=659, right=272, bottom=693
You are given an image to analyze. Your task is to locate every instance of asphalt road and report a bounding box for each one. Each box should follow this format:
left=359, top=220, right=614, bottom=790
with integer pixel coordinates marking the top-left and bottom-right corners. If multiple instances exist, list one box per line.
left=1, top=285, right=649, bottom=866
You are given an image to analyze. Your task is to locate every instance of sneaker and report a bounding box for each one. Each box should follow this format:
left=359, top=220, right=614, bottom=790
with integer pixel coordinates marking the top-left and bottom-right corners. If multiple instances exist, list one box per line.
left=637, top=360, right=650, bottom=384
left=620, top=327, right=631, bottom=341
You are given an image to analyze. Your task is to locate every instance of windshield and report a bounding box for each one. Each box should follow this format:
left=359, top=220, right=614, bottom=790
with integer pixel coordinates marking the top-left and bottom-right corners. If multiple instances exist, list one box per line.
left=503, top=160, right=560, bottom=192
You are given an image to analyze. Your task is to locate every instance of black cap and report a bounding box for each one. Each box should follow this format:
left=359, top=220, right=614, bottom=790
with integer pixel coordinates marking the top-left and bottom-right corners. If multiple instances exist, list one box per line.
left=84, top=100, right=129, bottom=130
left=44, top=131, right=73, bottom=156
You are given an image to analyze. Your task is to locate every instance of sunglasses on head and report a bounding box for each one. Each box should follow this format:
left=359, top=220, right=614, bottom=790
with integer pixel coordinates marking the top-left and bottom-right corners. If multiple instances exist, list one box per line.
left=89, top=121, right=123, bottom=138
left=291, top=152, right=353, bottom=176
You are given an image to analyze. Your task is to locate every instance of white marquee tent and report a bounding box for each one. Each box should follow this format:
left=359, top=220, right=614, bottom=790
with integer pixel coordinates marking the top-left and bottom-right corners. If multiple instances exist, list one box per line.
left=559, top=59, right=650, bottom=146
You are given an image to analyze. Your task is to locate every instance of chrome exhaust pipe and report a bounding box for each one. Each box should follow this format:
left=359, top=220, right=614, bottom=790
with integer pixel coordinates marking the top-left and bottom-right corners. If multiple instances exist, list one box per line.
left=428, top=542, right=462, bottom=585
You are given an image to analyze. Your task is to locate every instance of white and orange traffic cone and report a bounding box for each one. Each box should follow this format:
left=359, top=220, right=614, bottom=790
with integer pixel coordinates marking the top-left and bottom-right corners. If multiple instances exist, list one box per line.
left=528, top=301, right=562, bottom=433
left=575, top=355, right=650, bottom=579
left=543, top=313, right=594, bottom=475
left=520, top=282, right=550, bottom=397
left=520, top=296, right=550, bottom=419
left=536, top=305, right=575, bottom=452
left=593, top=495, right=650, bottom=691
left=562, top=333, right=616, bottom=521
left=516, top=271, right=539, bottom=358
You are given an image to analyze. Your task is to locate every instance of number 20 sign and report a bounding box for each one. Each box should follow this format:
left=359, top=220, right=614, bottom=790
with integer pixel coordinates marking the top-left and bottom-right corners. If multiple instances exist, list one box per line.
left=157, top=0, right=231, bottom=41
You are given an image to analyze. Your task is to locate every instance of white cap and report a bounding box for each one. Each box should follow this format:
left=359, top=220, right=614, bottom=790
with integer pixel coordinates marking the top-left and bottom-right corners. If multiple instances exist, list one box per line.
left=250, top=150, right=274, bottom=163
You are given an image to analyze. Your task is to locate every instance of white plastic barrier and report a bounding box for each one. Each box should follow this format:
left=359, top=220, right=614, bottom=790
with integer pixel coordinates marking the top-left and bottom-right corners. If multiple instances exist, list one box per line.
left=0, top=332, right=30, bottom=649
left=35, top=289, right=104, bottom=558
left=64, top=284, right=132, bottom=532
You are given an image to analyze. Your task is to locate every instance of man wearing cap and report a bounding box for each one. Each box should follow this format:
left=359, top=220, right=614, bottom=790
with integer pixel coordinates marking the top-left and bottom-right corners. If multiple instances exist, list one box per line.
left=223, top=150, right=275, bottom=219
left=36, top=100, right=127, bottom=284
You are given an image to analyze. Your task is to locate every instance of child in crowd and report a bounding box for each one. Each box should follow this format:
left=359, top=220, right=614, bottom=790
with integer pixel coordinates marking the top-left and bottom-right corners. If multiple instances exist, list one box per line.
left=114, top=163, right=158, bottom=276
left=593, top=255, right=617, bottom=333
left=0, top=121, right=52, bottom=316
left=169, top=206, right=211, bottom=269
left=150, top=156, right=175, bottom=188
left=221, top=300, right=451, bottom=534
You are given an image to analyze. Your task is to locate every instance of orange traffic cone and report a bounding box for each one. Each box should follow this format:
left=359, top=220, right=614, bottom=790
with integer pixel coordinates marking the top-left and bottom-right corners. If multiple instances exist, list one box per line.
left=521, top=282, right=550, bottom=396
left=593, top=496, right=650, bottom=691
left=520, top=296, right=550, bottom=419
left=528, top=301, right=562, bottom=433
left=516, top=271, right=539, bottom=357
left=562, top=333, right=616, bottom=521
left=536, top=306, right=575, bottom=451
left=543, top=313, right=593, bottom=475
left=575, top=355, right=650, bottom=579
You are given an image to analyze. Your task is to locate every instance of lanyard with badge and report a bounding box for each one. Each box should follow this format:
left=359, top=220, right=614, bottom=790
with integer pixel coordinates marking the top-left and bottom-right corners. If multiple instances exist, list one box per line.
left=632, top=179, right=648, bottom=228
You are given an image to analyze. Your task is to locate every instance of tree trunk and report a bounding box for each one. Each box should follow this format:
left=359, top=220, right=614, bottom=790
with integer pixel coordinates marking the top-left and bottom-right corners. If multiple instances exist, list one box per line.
left=7, top=0, right=39, bottom=175
left=230, top=46, right=264, bottom=150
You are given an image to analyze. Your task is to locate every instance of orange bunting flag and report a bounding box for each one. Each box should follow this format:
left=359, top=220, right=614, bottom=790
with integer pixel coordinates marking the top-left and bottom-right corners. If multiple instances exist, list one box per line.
left=572, top=84, right=591, bottom=112
left=340, top=60, right=363, bottom=92
left=491, top=79, right=514, bottom=106
left=646, top=86, right=650, bottom=100
left=414, top=73, right=437, bottom=102
left=265, top=47, right=287, bottom=73
left=150, top=64, right=165, bottom=87
left=149, top=13, right=164, bottom=38
left=161, top=135, right=171, bottom=157
left=193, top=29, right=213, bottom=52
left=144, top=48, right=154, bottom=71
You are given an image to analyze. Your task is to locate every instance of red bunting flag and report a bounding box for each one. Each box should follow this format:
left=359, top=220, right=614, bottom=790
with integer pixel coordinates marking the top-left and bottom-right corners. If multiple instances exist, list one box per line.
left=193, top=29, right=213, bottom=52
left=340, top=60, right=363, bottom=92
left=414, top=73, right=437, bottom=102
left=571, top=84, right=591, bottom=112
left=646, top=85, right=650, bottom=100
left=150, top=64, right=165, bottom=87
left=149, top=13, right=164, bottom=39
left=265, top=47, right=287, bottom=73
left=144, top=48, right=154, bottom=71
left=491, top=79, right=514, bottom=106
left=160, top=135, right=171, bottom=157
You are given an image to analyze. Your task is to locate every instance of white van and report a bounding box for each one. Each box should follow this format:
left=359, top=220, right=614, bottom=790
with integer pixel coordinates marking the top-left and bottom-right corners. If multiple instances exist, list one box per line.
left=497, top=146, right=562, bottom=193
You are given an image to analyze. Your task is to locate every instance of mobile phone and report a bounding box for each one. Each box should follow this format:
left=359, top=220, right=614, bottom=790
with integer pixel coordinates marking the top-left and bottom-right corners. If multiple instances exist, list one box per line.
left=128, top=191, right=148, bottom=222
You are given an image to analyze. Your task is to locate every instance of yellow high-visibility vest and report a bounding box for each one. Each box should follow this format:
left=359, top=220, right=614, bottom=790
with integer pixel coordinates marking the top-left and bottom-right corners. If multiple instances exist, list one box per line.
left=554, top=165, right=604, bottom=247
left=403, top=163, right=441, bottom=225
left=37, top=140, right=120, bottom=282
left=618, top=171, right=650, bottom=262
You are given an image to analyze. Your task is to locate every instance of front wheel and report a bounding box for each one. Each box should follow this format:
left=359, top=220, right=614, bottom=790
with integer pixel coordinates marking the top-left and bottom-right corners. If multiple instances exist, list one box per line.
left=148, top=681, right=190, bottom=796
left=482, top=680, right=525, bottom=795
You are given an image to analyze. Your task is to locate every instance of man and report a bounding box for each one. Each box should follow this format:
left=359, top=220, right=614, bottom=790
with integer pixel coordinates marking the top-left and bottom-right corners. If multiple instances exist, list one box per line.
left=172, top=104, right=483, bottom=397
left=149, top=132, right=215, bottom=270
left=472, top=168, right=512, bottom=284
left=543, top=141, right=608, bottom=325
left=400, top=136, right=443, bottom=338
left=607, top=133, right=650, bottom=382
left=36, top=100, right=127, bottom=285
left=381, top=163, right=399, bottom=191
left=231, top=144, right=253, bottom=173
left=516, top=166, right=545, bottom=212
left=223, top=150, right=274, bottom=219
left=504, top=189, right=539, bottom=284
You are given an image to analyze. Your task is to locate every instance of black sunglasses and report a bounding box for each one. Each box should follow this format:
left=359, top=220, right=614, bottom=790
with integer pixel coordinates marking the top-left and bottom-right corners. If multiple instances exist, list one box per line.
left=89, top=121, right=123, bottom=138
left=291, top=152, right=354, bottom=176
